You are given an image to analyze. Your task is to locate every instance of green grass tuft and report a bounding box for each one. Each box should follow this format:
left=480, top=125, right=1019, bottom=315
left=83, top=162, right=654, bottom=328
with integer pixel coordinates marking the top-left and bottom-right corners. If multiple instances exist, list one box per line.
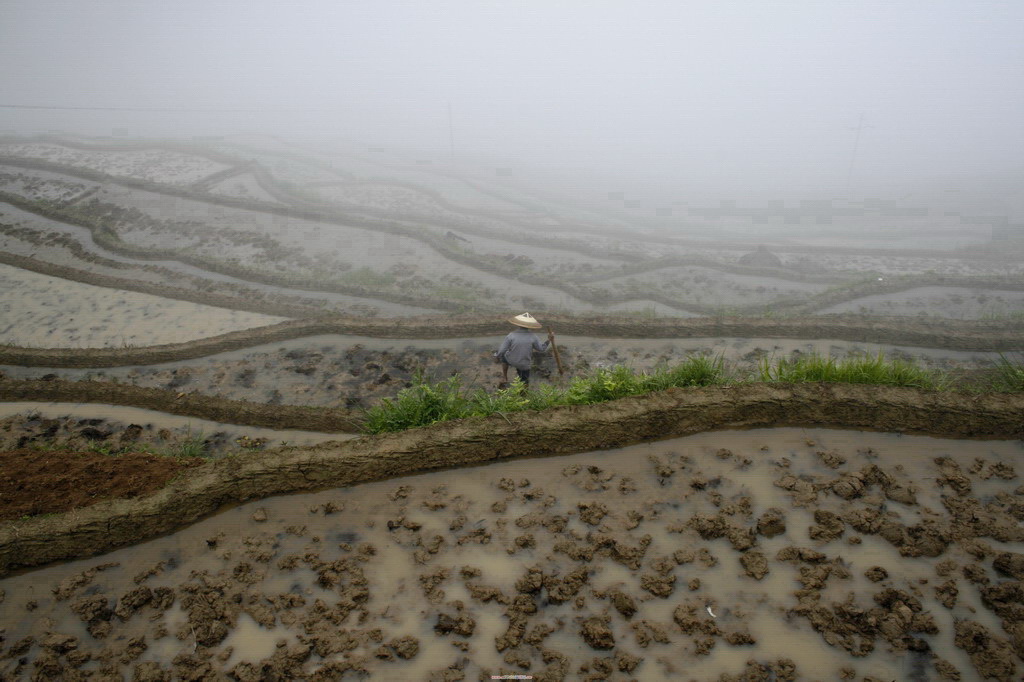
left=757, top=352, right=946, bottom=389
left=362, top=357, right=728, bottom=434
left=991, top=354, right=1024, bottom=392
left=166, top=427, right=210, bottom=458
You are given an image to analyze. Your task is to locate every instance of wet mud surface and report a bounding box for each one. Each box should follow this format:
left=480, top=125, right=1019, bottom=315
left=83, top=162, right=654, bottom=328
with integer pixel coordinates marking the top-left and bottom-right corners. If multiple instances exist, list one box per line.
left=1, top=136, right=1023, bottom=681
left=821, top=286, right=1024, bottom=320
left=0, top=142, right=229, bottom=186
left=2, top=315, right=1020, bottom=373
left=0, top=448, right=203, bottom=522
left=1, top=428, right=1022, bottom=680
left=1, top=333, right=1010, bottom=410
left=0, top=404, right=349, bottom=459
left=0, top=262, right=286, bottom=348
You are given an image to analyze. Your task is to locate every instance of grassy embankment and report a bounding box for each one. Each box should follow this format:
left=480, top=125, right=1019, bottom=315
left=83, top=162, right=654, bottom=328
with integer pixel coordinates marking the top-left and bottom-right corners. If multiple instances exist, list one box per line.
left=364, top=353, right=1023, bottom=433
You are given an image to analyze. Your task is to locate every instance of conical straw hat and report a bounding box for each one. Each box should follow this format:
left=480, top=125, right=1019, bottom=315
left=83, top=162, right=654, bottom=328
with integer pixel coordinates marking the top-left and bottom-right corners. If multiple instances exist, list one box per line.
left=508, top=312, right=542, bottom=329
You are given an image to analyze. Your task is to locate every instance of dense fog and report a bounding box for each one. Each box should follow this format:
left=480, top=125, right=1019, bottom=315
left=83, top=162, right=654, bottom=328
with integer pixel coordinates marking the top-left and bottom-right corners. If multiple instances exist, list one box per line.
left=2, top=0, right=1022, bottom=205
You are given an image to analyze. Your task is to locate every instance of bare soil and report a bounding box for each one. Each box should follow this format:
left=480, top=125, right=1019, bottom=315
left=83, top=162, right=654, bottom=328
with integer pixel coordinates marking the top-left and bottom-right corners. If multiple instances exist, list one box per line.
left=0, top=448, right=203, bottom=521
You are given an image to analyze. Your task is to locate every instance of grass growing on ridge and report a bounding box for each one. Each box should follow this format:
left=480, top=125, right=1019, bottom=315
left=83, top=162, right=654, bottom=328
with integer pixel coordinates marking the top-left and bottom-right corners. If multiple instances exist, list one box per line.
left=991, top=354, right=1024, bottom=392
left=363, top=357, right=727, bottom=433
left=362, top=352, right=983, bottom=434
left=757, top=352, right=946, bottom=390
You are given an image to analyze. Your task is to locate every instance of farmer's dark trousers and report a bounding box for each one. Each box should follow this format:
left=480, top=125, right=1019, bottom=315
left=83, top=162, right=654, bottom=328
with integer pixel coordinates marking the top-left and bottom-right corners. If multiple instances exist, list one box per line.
left=515, top=368, right=531, bottom=385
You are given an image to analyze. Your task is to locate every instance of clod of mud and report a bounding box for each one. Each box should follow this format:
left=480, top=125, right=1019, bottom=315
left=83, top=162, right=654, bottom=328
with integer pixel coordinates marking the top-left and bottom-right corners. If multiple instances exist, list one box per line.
left=877, top=520, right=950, bottom=558
left=979, top=581, right=1024, bottom=622
left=756, top=507, right=786, bottom=537
left=936, top=457, right=972, bottom=495
left=434, top=611, right=476, bottom=637
left=993, top=551, right=1024, bottom=580
left=789, top=586, right=939, bottom=657
left=672, top=600, right=723, bottom=657
left=639, top=572, right=676, bottom=598
left=863, top=566, right=888, bottom=583
left=576, top=501, right=608, bottom=526
left=774, top=473, right=822, bottom=506
left=831, top=471, right=867, bottom=499
left=719, top=659, right=798, bottom=682
left=809, top=510, right=845, bottom=542
left=579, top=615, right=615, bottom=650
left=740, top=551, right=770, bottom=580
left=816, top=449, right=846, bottom=468
left=688, top=513, right=756, bottom=551
left=607, top=589, right=636, bottom=619
left=954, top=620, right=1019, bottom=681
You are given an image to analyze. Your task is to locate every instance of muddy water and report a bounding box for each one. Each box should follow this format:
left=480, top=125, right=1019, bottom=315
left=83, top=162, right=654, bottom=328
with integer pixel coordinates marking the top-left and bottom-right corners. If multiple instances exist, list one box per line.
left=604, top=300, right=699, bottom=316
left=820, top=286, right=1024, bottom=319
left=2, top=428, right=1020, bottom=680
left=0, top=262, right=287, bottom=348
left=0, top=167, right=98, bottom=203
left=207, top=172, right=282, bottom=204
left=0, top=201, right=440, bottom=317
left=98, top=185, right=607, bottom=311
left=591, top=265, right=830, bottom=306
left=0, top=402, right=352, bottom=453
left=0, top=143, right=228, bottom=185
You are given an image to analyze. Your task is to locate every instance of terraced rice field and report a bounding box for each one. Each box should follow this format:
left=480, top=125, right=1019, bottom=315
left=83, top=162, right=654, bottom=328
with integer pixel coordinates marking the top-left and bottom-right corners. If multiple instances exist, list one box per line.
left=0, top=135, right=1022, bottom=680
left=0, top=263, right=286, bottom=347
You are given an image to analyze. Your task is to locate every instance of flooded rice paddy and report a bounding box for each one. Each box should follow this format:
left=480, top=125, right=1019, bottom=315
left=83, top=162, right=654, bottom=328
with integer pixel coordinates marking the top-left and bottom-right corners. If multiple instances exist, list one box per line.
left=820, top=286, right=1024, bottom=320
left=1, top=428, right=1021, bottom=680
left=0, top=263, right=287, bottom=348
left=0, top=208, right=442, bottom=317
left=0, top=143, right=229, bottom=186
left=206, top=173, right=282, bottom=204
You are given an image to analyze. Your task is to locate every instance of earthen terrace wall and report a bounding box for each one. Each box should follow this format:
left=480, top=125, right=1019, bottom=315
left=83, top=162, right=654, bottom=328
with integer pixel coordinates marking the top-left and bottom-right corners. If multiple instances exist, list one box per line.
left=1, top=383, right=1022, bottom=576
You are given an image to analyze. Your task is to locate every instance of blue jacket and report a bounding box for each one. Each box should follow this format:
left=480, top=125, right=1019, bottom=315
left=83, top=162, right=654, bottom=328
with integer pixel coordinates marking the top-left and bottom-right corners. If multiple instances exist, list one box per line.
left=497, top=328, right=550, bottom=370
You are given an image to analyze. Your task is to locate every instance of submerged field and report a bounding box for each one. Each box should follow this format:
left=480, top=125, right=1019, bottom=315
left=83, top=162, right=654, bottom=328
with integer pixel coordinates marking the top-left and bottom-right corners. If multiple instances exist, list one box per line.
left=0, top=134, right=1022, bottom=680
left=3, top=428, right=1023, bottom=680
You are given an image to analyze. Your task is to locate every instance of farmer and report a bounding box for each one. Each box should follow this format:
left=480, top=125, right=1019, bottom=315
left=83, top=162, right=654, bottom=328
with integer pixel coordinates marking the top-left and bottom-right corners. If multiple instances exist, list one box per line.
left=495, top=312, right=552, bottom=387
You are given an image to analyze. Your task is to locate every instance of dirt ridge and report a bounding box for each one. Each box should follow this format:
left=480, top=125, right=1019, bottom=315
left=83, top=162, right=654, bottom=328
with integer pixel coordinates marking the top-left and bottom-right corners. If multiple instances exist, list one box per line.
left=1, top=383, right=1022, bottom=576
left=0, top=378, right=363, bottom=432
left=0, top=250, right=331, bottom=319
left=1, top=315, right=1020, bottom=368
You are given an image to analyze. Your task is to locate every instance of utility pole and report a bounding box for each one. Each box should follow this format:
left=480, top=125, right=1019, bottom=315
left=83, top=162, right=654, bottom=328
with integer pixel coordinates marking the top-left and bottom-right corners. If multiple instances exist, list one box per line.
left=448, top=101, right=455, bottom=163
left=845, top=113, right=872, bottom=188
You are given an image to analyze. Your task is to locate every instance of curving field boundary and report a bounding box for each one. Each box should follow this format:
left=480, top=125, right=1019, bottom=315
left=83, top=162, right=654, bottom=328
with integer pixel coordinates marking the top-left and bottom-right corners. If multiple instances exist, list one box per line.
left=3, top=192, right=1022, bottom=319
left=1, top=315, right=1021, bottom=368
left=5, top=155, right=1021, bottom=296
left=0, top=378, right=364, bottom=432
left=1, top=383, right=1023, bottom=575
left=0, top=250, right=330, bottom=319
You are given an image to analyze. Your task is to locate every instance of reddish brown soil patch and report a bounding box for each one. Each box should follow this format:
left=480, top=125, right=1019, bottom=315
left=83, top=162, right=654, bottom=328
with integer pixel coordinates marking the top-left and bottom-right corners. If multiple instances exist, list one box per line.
left=0, top=449, right=204, bottom=521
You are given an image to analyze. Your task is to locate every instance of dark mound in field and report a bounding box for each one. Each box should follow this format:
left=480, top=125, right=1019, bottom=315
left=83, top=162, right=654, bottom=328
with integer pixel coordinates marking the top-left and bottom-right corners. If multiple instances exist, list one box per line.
left=738, top=245, right=784, bottom=268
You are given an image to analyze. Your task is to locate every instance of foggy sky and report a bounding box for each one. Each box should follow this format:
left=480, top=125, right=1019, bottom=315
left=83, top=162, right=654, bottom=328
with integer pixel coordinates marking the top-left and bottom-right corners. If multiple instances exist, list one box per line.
left=2, top=0, right=1022, bottom=196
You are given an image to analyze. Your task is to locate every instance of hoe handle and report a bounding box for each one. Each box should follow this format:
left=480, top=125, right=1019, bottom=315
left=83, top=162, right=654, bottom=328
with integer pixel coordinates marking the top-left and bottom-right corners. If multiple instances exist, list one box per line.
left=547, top=327, right=565, bottom=376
